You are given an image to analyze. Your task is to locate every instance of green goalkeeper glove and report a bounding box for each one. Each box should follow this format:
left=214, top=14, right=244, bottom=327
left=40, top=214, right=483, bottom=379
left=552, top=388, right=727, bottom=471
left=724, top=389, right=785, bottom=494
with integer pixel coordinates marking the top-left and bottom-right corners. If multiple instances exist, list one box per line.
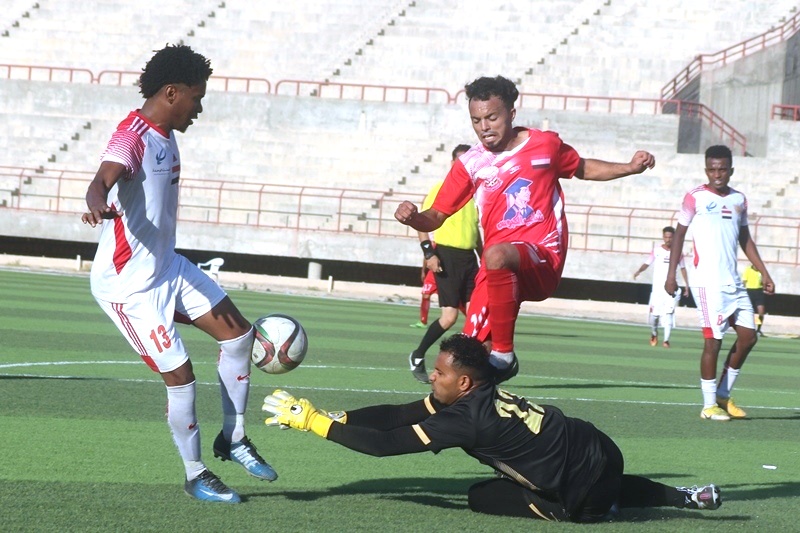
left=262, top=389, right=334, bottom=437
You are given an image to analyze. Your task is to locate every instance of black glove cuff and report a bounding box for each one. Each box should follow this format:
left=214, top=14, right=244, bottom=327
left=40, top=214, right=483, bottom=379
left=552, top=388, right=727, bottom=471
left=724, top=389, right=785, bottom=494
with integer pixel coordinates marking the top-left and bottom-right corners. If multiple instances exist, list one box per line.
left=420, top=240, right=436, bottom=260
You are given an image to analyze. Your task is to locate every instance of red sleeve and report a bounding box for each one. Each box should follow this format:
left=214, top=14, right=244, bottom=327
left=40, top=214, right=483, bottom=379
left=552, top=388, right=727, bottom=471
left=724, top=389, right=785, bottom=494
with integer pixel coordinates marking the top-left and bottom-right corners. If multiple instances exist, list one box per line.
left=555, top=140, right=581, bottom=179
left=677, top=191, right=696, bottom=227
left=431, top=159, right=475, bottom=216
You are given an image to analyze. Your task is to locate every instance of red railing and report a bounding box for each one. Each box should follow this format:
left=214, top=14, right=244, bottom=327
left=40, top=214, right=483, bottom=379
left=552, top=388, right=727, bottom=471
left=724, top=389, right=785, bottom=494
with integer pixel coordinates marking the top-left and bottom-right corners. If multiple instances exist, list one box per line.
left=771, top=103, right=800, bottom=121
left=451, top=92, right=747, bottom=154
left=2, top=167, right=798, bottom=265
left=662, top=10, right=800, bottom=99
left=274, top=79, right=452, bottom=104
left=0, top=64, right=94, bottom=83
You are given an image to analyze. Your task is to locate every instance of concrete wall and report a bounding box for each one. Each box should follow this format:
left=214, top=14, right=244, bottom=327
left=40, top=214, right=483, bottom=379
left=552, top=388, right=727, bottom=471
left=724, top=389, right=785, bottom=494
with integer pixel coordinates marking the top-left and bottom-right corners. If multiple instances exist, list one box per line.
left=699, top=43, right=787, bottom=157
left=4, top=208, right=799, bottom=295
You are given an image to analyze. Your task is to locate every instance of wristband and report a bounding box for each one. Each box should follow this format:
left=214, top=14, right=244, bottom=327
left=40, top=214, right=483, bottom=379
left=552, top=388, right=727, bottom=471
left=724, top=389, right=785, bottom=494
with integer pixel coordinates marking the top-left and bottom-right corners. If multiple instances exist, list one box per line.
left=420, top=240, right=436, bottom=260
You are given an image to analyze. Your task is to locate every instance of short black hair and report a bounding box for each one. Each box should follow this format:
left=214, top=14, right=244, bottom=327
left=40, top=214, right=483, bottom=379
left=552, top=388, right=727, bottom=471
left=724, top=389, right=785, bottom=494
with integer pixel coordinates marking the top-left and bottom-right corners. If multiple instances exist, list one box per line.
left=452, top=144, right=471, bottom=160
left=464, top=75, right=519, bottom=109
left=139, top=44, right=213, bottom=98
left=440, top=334, right=493, bottom=383
left=662, top=226, right=675, bottom=234
left=705, top=145, right=732, bottom=163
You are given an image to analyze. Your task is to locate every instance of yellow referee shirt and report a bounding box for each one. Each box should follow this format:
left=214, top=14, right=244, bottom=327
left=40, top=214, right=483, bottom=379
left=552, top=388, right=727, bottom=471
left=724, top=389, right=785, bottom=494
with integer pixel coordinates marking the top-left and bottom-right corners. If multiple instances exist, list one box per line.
left=741, top=265, right=762, bottom=290
left=423, top=180, right=479, bottom=250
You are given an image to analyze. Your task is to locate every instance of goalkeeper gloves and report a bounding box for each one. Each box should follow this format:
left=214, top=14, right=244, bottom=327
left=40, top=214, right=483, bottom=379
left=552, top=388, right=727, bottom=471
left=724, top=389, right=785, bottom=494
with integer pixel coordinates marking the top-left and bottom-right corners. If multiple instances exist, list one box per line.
left=262, top=389, right=341, bottom=438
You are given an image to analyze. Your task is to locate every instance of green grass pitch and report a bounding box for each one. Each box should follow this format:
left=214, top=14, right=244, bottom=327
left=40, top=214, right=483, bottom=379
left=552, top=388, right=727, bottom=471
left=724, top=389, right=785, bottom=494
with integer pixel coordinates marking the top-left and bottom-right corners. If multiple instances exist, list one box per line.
left=1, top=270, right=798, bottom=532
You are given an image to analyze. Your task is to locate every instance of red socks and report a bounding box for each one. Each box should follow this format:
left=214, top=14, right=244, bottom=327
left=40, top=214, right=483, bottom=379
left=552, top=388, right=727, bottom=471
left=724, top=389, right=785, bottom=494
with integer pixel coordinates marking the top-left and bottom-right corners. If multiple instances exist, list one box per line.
left=486, top=268, right=519, bottom=352
left=420, top=296, right=431, bottom=325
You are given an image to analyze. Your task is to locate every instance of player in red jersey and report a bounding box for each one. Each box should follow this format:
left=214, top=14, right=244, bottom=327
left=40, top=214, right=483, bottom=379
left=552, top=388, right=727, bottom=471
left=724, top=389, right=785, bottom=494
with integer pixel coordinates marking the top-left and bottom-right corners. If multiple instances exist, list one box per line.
left=395, top=76, right=655, bottom=382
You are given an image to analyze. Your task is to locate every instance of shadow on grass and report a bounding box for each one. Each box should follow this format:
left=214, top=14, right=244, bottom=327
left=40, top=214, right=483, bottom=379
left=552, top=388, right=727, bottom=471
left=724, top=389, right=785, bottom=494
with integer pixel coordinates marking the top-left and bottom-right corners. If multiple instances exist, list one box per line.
left=243, top=476, right=795, bottom=522
left=720, top=481, right=800, bottom=501
left=511, top=382, right=694, bottom=391
left=0, top=374, right=104, bottom=381
left=246, top=476, right=473, bottom=509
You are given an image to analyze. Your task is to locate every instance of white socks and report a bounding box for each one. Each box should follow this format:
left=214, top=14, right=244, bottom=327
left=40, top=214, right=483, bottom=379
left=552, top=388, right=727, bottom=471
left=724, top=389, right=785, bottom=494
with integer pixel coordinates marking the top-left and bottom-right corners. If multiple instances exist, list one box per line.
left=716, top=367, right=740, bottom=399
left=489, top=350, right=515, bottom=369
left=701, top=379, right=718, bottom=408
left=218, top=327, right=253, bottom=443
left=166, top=381, right=205, bottom=480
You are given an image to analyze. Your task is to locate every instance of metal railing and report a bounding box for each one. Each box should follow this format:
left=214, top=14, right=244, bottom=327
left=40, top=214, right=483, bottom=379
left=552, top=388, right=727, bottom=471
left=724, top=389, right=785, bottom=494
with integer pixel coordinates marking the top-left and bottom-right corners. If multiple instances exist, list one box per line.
left=2, top=167, right=797, bottom=265
left=662, top=11, right=800, bottom=100
left=771, top=103, right=800, bottom=121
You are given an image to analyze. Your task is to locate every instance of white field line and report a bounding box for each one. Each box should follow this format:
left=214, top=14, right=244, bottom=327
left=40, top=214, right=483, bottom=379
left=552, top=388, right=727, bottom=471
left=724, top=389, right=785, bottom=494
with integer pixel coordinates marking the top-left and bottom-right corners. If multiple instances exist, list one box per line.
left=1, top=360, right=798, bottom=411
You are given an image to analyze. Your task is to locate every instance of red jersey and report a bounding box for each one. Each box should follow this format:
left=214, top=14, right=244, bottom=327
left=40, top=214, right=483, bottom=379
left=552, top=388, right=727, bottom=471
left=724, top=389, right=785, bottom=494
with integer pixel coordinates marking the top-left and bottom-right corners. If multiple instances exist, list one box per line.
left=432, top=128, right=581, bottom=274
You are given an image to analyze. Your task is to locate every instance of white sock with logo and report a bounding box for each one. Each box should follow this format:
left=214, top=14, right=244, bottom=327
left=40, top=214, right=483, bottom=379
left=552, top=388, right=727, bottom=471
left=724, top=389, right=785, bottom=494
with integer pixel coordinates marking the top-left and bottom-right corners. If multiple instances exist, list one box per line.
left=166, top=381, right=204, bottom=480
left=716, top=367, right=740, bottom=399
left=663, top=317, right=673, bottom=342
left=701, top=379, right=718, bottom=408
left=218, top=327, right=253, bottom=443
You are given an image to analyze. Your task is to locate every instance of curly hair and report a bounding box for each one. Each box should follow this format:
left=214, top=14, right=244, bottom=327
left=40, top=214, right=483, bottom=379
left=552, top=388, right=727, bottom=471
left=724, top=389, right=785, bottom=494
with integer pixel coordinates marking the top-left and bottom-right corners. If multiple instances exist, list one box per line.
left=464, top=75, right=519, bottom=109
left=439, top=334, right=493, bottom=383
left=705, top=145, right=732, bottom=163
left=138, top=44, right=213, bottom=98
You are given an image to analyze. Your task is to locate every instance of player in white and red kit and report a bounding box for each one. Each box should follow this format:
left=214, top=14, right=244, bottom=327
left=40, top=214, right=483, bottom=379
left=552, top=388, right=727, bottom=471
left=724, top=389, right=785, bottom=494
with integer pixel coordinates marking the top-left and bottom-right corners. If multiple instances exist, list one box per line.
left=633, top=226, right=689, bottom=348
left=81, top=45, right=276, bottom=503
left=395, top=76, right=655, bottom=382
left=665, top=145, right=774, bottom=421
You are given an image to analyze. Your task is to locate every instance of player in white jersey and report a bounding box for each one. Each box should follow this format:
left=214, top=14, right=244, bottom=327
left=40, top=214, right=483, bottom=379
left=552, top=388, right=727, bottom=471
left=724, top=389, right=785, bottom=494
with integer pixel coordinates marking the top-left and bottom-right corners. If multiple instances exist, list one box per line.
left=633, top=226, right=689, bottom=348
left=665, top=145, right=774, bottom=422
left=81, top=45, right=276, bottom=503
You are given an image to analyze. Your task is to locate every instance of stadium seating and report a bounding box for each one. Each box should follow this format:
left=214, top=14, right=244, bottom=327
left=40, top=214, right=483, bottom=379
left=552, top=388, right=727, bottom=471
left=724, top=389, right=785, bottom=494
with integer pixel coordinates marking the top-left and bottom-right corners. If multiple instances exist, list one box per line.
left=1, top=0, right=799, bottom=279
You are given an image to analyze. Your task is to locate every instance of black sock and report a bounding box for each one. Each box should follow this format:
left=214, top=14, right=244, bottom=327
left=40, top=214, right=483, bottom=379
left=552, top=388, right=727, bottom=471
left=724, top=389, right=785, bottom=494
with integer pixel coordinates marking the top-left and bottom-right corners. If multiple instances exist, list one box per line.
left=618, top=475, right=686, bottom=508
left=415, top=320, right=448, bottom=359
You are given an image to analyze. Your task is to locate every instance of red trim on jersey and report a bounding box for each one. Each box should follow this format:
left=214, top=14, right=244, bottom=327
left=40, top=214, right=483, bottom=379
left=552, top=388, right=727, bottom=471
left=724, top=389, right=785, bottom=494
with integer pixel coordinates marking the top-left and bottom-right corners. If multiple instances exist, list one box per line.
left=112, top=303, right=159, bottom=372
left=111, top=204, right=132, bottom=273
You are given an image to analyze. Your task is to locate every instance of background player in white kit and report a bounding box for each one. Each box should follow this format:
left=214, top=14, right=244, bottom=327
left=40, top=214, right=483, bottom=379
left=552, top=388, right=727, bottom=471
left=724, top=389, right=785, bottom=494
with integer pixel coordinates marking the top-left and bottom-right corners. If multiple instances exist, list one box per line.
left=665, top=145, right=775, bottom=422
left=81, top=44, right=276, bottom=503
left=633, top=226, right=689, bottom=348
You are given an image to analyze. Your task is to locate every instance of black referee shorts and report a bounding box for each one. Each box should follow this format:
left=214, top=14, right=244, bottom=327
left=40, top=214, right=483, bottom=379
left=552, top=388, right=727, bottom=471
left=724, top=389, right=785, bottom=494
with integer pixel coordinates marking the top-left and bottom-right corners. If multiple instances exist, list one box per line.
left=434, top=245, right=478, bottom=309
left=747, top=288, right=765, bottom=308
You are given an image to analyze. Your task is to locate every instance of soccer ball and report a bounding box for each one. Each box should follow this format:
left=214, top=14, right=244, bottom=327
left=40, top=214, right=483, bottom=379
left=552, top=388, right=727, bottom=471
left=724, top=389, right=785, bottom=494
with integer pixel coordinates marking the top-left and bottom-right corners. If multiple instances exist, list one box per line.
left=251, top=314, right=308, bottom=374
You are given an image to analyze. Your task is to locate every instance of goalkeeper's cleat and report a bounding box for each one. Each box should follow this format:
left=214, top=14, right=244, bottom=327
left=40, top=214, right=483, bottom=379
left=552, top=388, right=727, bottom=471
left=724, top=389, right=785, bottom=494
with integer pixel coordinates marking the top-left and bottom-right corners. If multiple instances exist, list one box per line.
left=678, top=484, right=721, bottom=510
left=700, top=406, right=730, bottom=421
left=184, top=469, right=241, bottom=503
left=409, top=352, right=430, bottom=384
left=213, top=431, right=278, bottom=481
left=717, top=397, right=747, bottom=418
left=649, top=335, right=658, bottom=347
left=662, top=341, right=670, bottom=348
left=493, top=354, right=519, bottom=384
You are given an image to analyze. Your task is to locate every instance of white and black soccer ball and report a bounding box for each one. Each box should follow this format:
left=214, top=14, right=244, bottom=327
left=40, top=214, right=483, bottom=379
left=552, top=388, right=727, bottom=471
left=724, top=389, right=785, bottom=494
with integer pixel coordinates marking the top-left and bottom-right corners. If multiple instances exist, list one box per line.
left=251, top=314, right=308, bottom=374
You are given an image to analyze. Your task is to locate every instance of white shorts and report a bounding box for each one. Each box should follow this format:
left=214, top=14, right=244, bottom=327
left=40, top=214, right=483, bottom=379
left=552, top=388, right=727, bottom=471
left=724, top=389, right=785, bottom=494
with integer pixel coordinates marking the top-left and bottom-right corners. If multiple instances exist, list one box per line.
left=691, top=285, right=755, bottom=340
left=648, top=288, right=680, bottom=317
left=94, top=254, right=227, bottom=373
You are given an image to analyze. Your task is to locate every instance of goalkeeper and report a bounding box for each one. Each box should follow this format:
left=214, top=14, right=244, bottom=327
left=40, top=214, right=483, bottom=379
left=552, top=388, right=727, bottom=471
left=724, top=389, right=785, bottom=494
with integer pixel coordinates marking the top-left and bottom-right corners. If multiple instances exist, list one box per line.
left=263, top=335, right=721, bottom=523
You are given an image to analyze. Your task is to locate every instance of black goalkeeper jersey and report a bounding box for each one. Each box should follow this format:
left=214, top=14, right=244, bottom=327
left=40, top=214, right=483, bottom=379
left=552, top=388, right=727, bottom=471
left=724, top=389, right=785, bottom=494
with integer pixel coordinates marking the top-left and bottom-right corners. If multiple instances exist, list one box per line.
left=327, top=382, right=611, bottom=516
left=417, top=382, right=609, bottom=514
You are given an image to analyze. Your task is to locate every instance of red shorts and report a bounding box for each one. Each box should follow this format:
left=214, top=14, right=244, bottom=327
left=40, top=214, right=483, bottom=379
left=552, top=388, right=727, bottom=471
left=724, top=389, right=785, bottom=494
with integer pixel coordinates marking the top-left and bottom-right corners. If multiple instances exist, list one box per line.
left=463, top=242, right=562, bottom=342
left=421, top=269, right=437, bottom=296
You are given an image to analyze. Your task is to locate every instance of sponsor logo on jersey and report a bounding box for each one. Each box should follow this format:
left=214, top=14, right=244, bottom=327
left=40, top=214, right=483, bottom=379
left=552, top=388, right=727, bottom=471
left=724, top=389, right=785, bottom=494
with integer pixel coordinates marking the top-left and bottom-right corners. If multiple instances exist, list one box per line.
left=705, top=201, right=717, bottom=212
left=155, top=148, right=166, bottom=165
left=477, top=166, right=503, bottom=192
left=496, top=178, right=544, bottom=230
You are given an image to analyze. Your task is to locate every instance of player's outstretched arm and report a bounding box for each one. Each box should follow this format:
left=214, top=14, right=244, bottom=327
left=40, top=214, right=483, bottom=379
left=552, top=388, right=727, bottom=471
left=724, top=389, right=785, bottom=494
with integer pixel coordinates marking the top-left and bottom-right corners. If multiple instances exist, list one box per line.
left=665, top=224, right=688, bottom=295
left=81, top=161, right=125, bottom=227
left=577, top=151, right=656, bottom=181
left=739, top=227, right=775, bottom=294
left=395, top=201, right=447, bottom=232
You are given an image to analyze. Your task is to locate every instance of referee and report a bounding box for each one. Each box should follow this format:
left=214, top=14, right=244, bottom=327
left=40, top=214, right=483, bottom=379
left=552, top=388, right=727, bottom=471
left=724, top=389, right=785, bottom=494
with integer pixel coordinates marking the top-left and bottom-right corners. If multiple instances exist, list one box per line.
left=409, top=144, right=482, bottom=383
